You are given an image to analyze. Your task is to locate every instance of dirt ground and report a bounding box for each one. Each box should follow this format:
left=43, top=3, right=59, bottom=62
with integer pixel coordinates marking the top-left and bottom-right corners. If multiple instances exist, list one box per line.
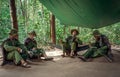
left=0, top=47, right=120, bottom=77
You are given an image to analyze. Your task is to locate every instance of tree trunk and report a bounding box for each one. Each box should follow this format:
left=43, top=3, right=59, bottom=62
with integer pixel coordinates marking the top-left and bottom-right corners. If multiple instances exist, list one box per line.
left=50, top=14, right=56, bottom=44
left=9, top=0, right=18, bottom=30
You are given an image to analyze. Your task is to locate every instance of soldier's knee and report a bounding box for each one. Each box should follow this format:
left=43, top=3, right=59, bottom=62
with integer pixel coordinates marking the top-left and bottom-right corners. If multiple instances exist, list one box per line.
left=13, top=50, right=21, bottom=55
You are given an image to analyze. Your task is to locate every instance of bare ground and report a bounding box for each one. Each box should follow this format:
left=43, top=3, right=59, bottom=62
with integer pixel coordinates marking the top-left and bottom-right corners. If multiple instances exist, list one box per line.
left=0, top=46, right=120, bottom=77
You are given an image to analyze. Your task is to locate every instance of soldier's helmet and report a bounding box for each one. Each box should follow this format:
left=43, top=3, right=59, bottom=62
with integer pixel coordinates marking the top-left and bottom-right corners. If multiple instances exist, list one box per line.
left=71, top=29, right=79, bottom=35
left=92, top=30, right=101, bottom=35
left=9, top=29, right=18, bottom=35
left=28, top=31, right=37, bottom=36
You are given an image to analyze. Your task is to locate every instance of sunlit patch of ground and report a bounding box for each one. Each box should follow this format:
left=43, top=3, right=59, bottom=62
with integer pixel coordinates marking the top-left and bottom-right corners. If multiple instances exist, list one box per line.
left=45, top=48, right=63, bottom=61
left=46, top=48, right=63, bottom=57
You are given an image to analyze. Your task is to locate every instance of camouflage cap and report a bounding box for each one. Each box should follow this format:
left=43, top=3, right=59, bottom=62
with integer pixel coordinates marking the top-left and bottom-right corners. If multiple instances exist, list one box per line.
left=28, top=31, right=37, bottom=36
left=71, top=29, right=79, bottom=35
left=92, top=30, right=101, bottom=35
left=9, top=29, right=18, bottom=35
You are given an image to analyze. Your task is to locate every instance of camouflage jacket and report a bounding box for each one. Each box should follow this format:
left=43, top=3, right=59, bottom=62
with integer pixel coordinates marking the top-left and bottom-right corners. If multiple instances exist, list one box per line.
left=65, top=36, right=83, bottom=47
left=94, top=35, right=111, bottom=50
left=3, top=38, right=22, bottom=52
left=24, top=38, right=37, bottom=51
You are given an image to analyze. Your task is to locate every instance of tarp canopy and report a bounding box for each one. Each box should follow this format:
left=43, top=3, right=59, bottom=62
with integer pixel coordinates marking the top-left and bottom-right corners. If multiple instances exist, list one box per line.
left=39, top=0, right=120, bottom=28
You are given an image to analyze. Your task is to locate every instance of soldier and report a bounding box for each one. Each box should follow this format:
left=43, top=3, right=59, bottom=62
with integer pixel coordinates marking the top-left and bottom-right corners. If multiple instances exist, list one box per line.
left=79, top=30, right=113, bottom=61
left=60, top=29, right=89, bottom=57
left=24, top=31, right=53, bottom=60
left=3, top=29, right=31, bottom=68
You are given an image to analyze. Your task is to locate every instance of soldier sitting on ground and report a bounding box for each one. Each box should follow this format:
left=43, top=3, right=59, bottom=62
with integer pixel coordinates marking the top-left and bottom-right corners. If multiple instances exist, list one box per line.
left=60, top=29, right=89, bottom=57
left=3, top=29, right=31, bottom=68
left=79, top=30, right=113, bottom=62
left=24, top=31, right=53, bottom=60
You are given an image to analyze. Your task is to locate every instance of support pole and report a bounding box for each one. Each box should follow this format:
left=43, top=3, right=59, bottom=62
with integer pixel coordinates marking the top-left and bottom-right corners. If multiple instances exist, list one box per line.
left=50, top=14, right=56, bottom=44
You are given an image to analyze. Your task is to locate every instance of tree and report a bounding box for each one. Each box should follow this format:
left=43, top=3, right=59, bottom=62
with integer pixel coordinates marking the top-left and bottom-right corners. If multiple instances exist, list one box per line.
left=9, top=0, right=18, bottom=30
left=50, top=14, right=56, bottom=44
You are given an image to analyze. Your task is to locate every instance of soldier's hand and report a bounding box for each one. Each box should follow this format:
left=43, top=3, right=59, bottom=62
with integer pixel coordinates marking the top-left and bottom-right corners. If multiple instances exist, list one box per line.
left=17, top=48, right=22, bottom=52
left=32, top=47, right=36, bottom=51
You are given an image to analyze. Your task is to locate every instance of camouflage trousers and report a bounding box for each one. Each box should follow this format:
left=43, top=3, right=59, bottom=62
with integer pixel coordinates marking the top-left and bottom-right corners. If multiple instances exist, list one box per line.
left=7, top=51, right=28, bottom=64
left=62, top=42, right=89, bottom=55
left=28, top=48, right=45, bottom=57
left=83, top=46, right=108, bottom=58
left=7, top=45, right=28, bottom=64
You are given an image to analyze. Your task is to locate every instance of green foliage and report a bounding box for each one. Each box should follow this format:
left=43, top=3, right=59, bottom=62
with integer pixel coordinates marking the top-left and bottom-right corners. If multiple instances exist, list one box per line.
left=0, top=0, right=11, bottom=42
left=0, top=0, right=120, bottom=45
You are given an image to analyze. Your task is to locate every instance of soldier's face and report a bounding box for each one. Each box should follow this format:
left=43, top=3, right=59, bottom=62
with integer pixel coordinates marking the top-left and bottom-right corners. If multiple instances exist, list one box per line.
left=9, top=34, right=18, bottom=39
left=72, top=31, right=77, bottom=36
left=29, top=34, right=35, bottom=39
left=14, top=35, right=18, bottom=39
left=94, top=35, right=100, bottom=40
left=9, top=35, right=13, bottom=39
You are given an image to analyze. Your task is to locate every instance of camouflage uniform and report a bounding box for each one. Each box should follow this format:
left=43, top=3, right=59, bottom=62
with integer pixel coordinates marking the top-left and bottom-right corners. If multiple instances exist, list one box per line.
left=3, top=30, right=29, bottom=64
left=62, top=29, right=89, bottom=56
left=24, top=38, right=45, bottom=57
left=62, top=35, right=87, bottom=56
left=83, top=33, right=111, bottom=59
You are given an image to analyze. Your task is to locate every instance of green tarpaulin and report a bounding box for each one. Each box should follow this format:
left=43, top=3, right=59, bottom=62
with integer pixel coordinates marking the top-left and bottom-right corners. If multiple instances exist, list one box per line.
left=39, top=0, right=120, bottom=28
